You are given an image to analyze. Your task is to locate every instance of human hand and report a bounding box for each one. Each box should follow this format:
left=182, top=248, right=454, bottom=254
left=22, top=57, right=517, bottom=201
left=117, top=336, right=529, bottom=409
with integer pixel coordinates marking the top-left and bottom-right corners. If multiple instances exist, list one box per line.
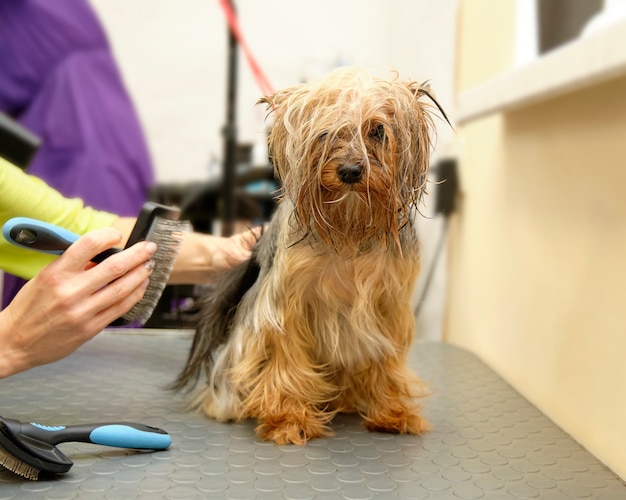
left=0, top=227, right=156, bottom=378
left=168, top=227, right=262, bottom=285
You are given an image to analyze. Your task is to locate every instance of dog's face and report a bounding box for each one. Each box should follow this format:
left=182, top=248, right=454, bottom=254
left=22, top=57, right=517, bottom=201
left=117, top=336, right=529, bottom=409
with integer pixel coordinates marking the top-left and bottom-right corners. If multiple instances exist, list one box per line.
left=260, top=68, right=440, bottom=252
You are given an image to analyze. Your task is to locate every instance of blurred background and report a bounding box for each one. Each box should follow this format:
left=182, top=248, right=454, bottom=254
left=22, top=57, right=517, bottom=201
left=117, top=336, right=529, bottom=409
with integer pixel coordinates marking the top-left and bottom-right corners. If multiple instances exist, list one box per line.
left=1, top=0, right=625, bottom=481
left=91, top=0, right=458, bottom=184
left=91, top=0, right=459, bottom=342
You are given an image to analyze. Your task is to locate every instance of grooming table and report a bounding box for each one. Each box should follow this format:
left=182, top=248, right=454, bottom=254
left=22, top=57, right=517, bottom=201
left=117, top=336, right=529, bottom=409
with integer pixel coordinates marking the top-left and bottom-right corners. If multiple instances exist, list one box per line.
left=0, top=330, right=623, bottom=499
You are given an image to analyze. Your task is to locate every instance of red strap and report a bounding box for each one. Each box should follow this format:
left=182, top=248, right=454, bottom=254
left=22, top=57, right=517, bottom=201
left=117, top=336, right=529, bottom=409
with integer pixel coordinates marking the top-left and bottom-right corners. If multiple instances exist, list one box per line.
left=218, top=0, right=275, bottom=97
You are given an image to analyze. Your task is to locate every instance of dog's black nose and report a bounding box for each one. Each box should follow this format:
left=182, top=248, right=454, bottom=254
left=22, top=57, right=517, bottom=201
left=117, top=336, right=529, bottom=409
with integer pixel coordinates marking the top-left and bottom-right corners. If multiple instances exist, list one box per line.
left=337, top=164, right=363, bottom=184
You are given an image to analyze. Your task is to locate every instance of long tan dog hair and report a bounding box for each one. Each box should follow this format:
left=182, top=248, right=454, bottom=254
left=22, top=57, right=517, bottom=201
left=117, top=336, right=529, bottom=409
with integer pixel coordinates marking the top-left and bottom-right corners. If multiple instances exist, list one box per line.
left=174, top=67, right=446, bottom=445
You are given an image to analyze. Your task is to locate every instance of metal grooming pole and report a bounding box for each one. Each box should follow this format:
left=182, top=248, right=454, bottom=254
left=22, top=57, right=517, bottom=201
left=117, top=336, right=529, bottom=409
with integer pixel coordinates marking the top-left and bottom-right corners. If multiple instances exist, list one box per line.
left=220, top=0, right=238, bottom=237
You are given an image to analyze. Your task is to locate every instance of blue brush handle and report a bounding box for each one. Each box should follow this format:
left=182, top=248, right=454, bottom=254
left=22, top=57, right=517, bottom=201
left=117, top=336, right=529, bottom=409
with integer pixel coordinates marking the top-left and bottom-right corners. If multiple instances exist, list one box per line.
left=2, top=217, right=120, bottom=263
left=13, top=420, right=171, bottom=450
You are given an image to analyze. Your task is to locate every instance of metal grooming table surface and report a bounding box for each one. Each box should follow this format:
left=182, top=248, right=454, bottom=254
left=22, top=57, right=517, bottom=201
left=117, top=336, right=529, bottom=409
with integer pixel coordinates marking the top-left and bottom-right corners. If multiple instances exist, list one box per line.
left=0, top=330, right=623, bottom=499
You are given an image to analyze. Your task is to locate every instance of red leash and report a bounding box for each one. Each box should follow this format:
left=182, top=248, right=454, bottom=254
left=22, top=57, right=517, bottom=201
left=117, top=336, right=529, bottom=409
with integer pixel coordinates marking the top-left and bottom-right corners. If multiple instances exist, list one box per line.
left=218, top=0, right=275, bottom=97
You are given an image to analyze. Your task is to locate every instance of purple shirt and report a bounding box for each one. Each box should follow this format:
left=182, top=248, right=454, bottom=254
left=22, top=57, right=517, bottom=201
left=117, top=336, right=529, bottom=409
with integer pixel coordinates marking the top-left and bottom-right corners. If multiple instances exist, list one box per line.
left=0, top=0, right=155, bottom=305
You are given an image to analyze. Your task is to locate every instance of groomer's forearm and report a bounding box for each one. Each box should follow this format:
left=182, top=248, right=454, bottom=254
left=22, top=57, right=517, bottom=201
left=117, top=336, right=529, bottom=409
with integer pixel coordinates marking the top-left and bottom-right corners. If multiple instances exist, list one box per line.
left=168, top=231, right=217, bottom=284
left=0, top=312, right=22, bottom=379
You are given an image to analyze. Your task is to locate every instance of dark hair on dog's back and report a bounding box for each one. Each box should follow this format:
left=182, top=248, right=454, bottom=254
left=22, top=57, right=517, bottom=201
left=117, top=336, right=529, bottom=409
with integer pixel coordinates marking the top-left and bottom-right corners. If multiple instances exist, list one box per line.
left=172, top=244, right=263, bottom=392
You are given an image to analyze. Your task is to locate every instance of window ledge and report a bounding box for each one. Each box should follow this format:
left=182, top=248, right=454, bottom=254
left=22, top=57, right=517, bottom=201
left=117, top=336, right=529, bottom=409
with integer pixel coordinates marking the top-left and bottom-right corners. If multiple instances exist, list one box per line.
left=457, top=19, right=626, bottom=125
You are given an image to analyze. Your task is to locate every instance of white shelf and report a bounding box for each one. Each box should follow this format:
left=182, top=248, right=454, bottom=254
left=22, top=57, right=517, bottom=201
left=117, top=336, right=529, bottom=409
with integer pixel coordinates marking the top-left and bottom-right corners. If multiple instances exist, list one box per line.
left=457, top=19, right=626, bottom=125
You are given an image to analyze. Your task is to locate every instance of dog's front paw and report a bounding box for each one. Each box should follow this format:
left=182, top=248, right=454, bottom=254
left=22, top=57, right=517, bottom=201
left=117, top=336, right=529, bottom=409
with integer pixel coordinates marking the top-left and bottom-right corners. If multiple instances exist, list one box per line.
left=256, top=415, right=333, bottom=445
left=364, top=406, right=431, bottom=436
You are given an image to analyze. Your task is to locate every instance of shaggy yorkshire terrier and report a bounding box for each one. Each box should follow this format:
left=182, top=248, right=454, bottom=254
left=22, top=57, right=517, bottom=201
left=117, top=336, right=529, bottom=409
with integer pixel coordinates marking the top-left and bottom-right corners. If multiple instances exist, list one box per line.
left=174, top=67, right=447, bottom=445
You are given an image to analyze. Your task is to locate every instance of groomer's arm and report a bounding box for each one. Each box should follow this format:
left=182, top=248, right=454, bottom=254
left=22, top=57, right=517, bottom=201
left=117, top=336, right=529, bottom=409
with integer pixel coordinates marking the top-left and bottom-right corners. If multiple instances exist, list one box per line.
left=112, top=218, right=260, bottom=285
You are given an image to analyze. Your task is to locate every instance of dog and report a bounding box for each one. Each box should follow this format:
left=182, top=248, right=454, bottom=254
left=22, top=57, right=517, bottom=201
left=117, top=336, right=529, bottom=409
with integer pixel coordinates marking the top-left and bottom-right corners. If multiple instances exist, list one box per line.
left=174, top=67, right=447, bottom=445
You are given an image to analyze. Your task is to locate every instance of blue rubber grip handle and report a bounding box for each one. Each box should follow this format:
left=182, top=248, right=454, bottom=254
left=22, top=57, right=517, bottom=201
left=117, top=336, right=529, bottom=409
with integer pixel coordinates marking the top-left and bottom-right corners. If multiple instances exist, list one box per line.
left=2, top=217, right=78, bottom=254
left=2, top=217, right=120, bottom=263
left=19, top=421, right=171, bottom=450
left=89, top=425, right=172, bottom=450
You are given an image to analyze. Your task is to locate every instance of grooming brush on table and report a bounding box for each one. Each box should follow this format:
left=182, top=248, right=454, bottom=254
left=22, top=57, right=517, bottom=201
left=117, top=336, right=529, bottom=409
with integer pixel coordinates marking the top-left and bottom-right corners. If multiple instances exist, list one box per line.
left=2, top=201, right=190, bottom=325
left=0, top=416, right=171, bottom=480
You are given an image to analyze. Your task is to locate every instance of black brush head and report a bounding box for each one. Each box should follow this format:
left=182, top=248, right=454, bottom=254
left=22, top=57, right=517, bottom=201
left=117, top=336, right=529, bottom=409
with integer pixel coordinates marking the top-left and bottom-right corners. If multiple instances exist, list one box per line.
left=0, top=417, right=72, bottom=480
left=123, top=202, right=181, bottom=249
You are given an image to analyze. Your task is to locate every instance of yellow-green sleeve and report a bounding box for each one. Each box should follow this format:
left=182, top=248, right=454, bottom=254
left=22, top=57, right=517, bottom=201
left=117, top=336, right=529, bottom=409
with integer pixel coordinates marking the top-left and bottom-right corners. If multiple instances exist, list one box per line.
left=0, top=157, right=119, bottom=279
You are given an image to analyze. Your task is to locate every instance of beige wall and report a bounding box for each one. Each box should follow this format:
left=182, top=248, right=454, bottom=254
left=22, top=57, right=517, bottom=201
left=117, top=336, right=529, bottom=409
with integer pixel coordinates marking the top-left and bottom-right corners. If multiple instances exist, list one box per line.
left=447, top=0, right=626, bottom=480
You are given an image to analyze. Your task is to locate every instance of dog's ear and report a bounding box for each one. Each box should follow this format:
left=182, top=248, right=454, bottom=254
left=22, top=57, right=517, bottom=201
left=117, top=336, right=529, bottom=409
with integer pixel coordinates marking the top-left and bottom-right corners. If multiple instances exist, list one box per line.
left=257, top=91, right=285, bottom=181
left=396, top=80, right=450, bottom=206
left=257, top=88, right=295, bottom=113
left=257, top=90, right=293, bottom=184
left=406, top=81, right=452, bottom=129
left=257, top=94, right=274, bottom=109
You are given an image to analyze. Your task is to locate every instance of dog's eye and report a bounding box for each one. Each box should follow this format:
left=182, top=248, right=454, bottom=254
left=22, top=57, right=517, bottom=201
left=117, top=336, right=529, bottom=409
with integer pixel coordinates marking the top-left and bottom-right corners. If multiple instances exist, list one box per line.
left=318, top=132, right=328, bottom=142
left=370, top=124, right=386, bottom=141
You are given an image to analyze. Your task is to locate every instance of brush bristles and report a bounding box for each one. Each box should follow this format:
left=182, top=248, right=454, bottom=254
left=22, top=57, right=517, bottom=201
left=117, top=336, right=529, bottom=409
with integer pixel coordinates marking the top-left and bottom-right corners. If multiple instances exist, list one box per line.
left=0, top=447, right=40, bottom=480
left=122, top=217, right=191, bottom=325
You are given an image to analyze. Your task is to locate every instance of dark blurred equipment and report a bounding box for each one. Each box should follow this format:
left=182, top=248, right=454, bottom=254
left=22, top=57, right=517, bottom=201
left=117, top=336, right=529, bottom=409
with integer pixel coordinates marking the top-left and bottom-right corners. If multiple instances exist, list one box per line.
left=414, top=158, right=459, bottom=318
left=0, top=113, right=40, bottom=169
left=149, top=144, right=277, bottom=233
left=146, top=144, right=278, bottom=329
left=433, top=158, right=458, bottom=218
left=221, top=0, right=239, bottom=238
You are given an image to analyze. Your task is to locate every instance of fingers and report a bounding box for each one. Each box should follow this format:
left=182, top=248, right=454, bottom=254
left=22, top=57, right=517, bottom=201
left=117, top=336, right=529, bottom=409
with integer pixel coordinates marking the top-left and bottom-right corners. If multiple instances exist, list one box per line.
left=88, top=240, right=157, bottom=291
left=239, top=226, right=263, bottom=248
left=38, top=229, right=158, bottom=324
left=50, top=228, right=157, bottom=294
left=58, top=227, right=125, bottom=271
left=76, top=240, right=157, bottom=324
left=90, top=273, right=151, bottom=327
left=228, top=226, right=262, bottom=260
left=51, top=246, right=155, bottom=331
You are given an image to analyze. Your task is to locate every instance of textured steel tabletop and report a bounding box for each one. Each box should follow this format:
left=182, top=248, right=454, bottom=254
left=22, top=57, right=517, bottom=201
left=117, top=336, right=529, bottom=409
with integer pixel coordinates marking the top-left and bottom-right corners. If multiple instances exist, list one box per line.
left=0, top=330, right=623, bottom=499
